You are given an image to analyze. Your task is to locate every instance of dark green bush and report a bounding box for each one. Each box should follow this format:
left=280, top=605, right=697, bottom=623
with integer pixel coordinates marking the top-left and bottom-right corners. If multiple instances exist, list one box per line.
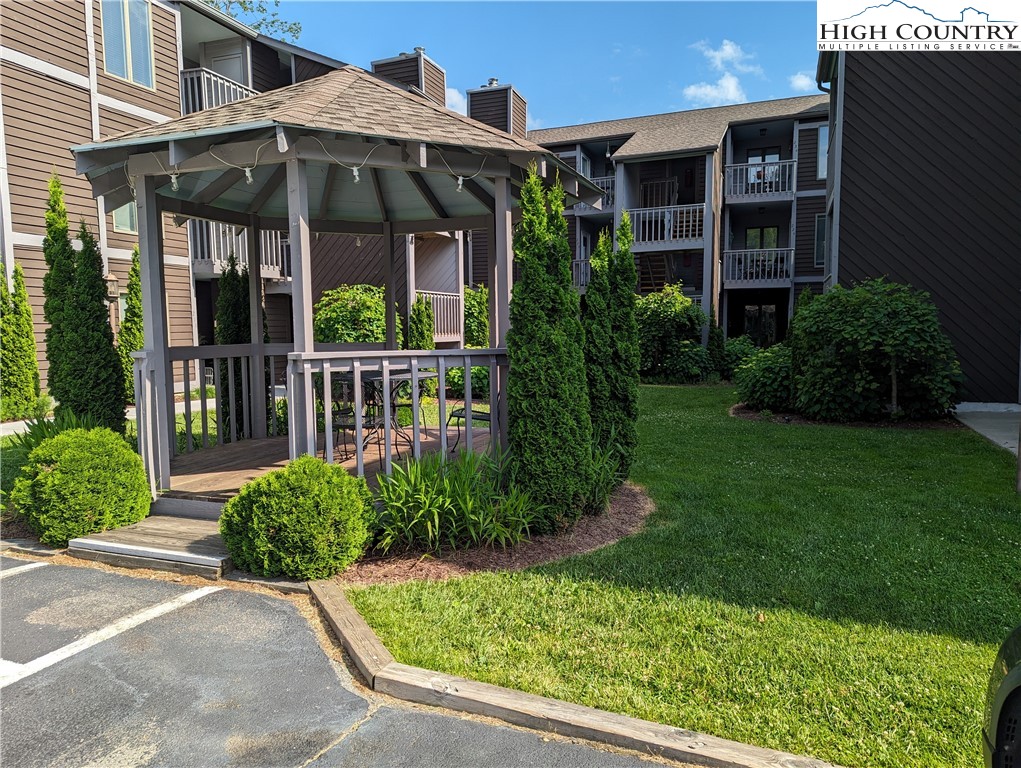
left=722, top=335, right=758, bottom=380
left=374, top=449, right=535, bottom=552
left=42, top=174, right=76, bottom=407
left=793, top=279, right=961, bottom=421
left=581, top=232, right=613, bottom=453
left=215, top=255, right=250, bottom=442
left=117, top=247, right=144, bottom=398
left=463, top=285, right=489, bottom=348
left=219, top=454, right=370, bottom=579
left=2, top=263, right=41, bottom=421
left=313, top=283, right=402, bottom=347
left=445, top=364, right=489, bottom=399
left=11, top=427, right=149, bottom=546
left=735, top=344, right=794, bottom=412
left=666, top=340, right=712, bottom=384
left=635, top=284, right=707, bottom=381
left=706, top=309, right=726, bottom=379
left=408, top=293, right=438, bottom=397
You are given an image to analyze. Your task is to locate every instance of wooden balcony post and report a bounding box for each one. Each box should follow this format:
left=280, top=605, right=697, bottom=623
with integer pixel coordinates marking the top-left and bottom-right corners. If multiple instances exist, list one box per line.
left=247, top=215, right=267, bottom=439
left=286, top=158, right=314, bottom=456
left=701, top=152, right=716, bottom=343
left=136, top=174, right=172, bottom=490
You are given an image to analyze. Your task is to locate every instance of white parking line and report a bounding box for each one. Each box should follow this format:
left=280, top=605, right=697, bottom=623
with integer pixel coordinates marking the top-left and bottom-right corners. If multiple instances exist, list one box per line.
left=0, top=586, right=222, bottom=688
left=0, top=562, right=48, bottom=580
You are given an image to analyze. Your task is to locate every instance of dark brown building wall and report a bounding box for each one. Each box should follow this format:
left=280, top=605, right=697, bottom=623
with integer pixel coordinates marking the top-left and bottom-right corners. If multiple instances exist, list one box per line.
left=468, top=229, right=489, bottom=288
left=293, top=55, right=332, bottom=83
left=836, top=52, right=1021, bottom=402
left=797, top=124, right=827, bottom=192
left=510, top=91, right=527, bottom=138
left=795, top=196, right=826, bottom=276
left=467, top=88, right=509, bottom=133
left=251, top=41, right=287, bottom=92
left=372, top=57, right=419, bottom=90
left=422, top=58, right=445, bottom=106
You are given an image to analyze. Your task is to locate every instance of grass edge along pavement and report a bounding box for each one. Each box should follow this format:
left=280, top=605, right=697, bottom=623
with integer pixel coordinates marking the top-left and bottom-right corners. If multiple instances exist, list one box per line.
left=347, top=385, right=1021, bottom=768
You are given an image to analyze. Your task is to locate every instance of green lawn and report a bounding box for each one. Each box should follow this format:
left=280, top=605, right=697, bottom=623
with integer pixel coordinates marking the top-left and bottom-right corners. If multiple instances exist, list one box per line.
left=348, top=385, right=1021, bottom=768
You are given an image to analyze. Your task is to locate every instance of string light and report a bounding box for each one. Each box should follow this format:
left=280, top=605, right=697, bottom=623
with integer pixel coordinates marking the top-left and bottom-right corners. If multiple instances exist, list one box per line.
left=244, top=167, right=254, bottom=185
left=170, top=172, right=180, bottom=192
left=311, top=137, right=383, bottom=185
left=456, top=176, right=464, bottom=192
left=207, top=139, right=275, bottom=188
left=352, top=167, right=360, bottom=184
left=435, top=148, right=486, bottom=194
left=355, top=236, right=362, bottom=247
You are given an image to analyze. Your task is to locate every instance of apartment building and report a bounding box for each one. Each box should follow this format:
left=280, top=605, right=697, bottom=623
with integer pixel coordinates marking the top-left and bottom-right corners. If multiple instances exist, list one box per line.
left=817, top=52, right=1021, bottom=403
left=526, top=95, right=829, bottom=345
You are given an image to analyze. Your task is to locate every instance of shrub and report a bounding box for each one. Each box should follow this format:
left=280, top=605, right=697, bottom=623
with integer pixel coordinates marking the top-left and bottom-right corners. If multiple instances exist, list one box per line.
left=635, top=284, right=707, bottom=381
left=219, top=455, right=371, bottom=579
left=706, top=308, right=727, bottom=378
left=42, top=174, right=76, bottom=404
left=735, top=344, right=794, bottom=412
left=374, top=449, right=535, bottom=552
left=793, top=279, right=961, bottom=421
left=581, top=232, right=613, bottom=453
left=408, top=293, right=438, bottom=397
left=584, top=436, right=624, bottom=516
left=11, top=427, right=149, bottom=546
left=666, top=340, right=712, bottom=384
left=215, top=255, right=250, bottom=442
left=58, top=224, right=126, bottom=433
left=722, top=335, right=758, bottom=380
left=1, top=264, right=41, bottom=421
left=463, top=285, right=489, bottom=348
left=506, top=170, right=592, bottom=531
left=313, top=283, right=402, bottom=347
left=117, top=247, right=144, bottom=398
left=445, top=364, right=489, bottom=400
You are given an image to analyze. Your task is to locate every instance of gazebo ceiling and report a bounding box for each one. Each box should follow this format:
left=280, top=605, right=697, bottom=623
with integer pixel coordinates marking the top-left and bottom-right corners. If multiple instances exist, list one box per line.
left=71, top=67, right=603, bottom=232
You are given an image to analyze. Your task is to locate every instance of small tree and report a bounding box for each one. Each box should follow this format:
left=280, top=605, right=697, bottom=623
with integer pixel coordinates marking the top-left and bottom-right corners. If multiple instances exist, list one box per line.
left=408, top=293, right=437, bottom=396
left=117, top=246, right=144, bottom=399
left=605, top=211, right=641, bottom=478
left=463, top=284, right=489, bottom=348
left=215, top=255, right=250, bottom=441
left=42, top=174, right=75, bottom=401
left=581, top=232, right=613, bottom=453
left=506, top=169, right=592, bottom=531
left=59, top=224, right=126, bottom=432
left=1, top=264, right=41, bottom=420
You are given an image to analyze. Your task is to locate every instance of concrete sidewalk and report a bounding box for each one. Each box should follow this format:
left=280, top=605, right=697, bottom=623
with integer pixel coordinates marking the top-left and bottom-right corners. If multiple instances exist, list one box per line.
left=956, top=409, right=1020, bottom=455
left=1, top=400, right=197, bottom=437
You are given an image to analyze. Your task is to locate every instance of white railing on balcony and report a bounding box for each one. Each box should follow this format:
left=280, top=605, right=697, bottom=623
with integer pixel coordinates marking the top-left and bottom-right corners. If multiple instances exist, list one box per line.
left=180, top=67, right=258, bottom=114
left=419, top=290, right=463, bottom=344
left=631, top=204, right=704, bottom=246
left=188, top=221, right=290, bottom=278
left=723, top=249, right=794, bottom=284
left=572, top=259, right=591, bottom=289
left=576, top=176, right=615, bottom=213
left=724, top=160, right=796, bottom=198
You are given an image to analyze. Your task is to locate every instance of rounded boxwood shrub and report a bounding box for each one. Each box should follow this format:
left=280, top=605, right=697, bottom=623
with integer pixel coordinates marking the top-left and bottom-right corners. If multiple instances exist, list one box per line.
left=11, top=428, right=149, bottom=546
left=219, top=455, right=371, bottom=580
left=735, top=344, right=794, bottom=412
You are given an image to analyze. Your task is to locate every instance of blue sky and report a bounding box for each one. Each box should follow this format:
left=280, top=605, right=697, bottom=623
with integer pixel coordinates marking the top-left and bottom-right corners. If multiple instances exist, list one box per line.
left=279, top=1, right=821, bottom=129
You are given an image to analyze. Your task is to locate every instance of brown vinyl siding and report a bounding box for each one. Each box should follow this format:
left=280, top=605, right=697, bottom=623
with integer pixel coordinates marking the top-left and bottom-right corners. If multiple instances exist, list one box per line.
left=468, top=89, right=509, bottom=134
left=468, top=229, right=488, bottom=287
left=293, top=55, right=332, bottom=83
left=414, top=235, right=458, bottom=293
left=264, top=294, right=293, bottom=344
left=1, top=1, right=89, bottom=76
left=510, top=91, right=527, bottom=138
left=250, top=40, right=286, bottom=92
left=2, top=63, right=98, bottom=235
left=794, top=196, right=826, bottom=275
left=797, top=125, right=826, bottom=192
left=835, top=52, right=1021, bottom=402
left=94, top=0, right=180, bottom=118
left=165, top=264, right=194, bottom=347
left=422, top=59, right=445, bottom=106
left=372, top=57, right=420, bottom=90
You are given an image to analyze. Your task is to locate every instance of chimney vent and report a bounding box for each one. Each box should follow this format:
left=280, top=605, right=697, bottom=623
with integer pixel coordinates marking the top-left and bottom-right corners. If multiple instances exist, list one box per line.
left=414, top=46, right=425, bottom=54
left=487, top=78, right=499, bottom=88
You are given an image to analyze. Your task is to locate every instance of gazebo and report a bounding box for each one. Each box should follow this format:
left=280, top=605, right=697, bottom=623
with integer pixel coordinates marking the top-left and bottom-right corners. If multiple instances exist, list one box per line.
left=71, top=66, right=601, bottom=497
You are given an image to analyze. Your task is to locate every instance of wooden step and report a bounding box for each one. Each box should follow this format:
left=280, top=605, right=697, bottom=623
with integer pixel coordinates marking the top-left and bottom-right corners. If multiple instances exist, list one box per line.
left=152, top=495, right=224, bottom=521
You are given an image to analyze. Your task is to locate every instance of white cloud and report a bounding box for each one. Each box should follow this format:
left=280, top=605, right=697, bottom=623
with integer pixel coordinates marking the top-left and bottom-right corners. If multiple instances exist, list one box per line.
left=445, top=87, right=467, bottom=115
left=789, top=71, right=816, bottom=92
left=683, top=73, right=747, bottom=107
left=526, top=114, right=544, bottom=131
left=691, top=39, right=763, bottom=76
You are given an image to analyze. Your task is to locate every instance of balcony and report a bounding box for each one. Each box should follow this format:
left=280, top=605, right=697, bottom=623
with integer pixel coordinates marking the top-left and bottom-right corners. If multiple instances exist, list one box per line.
left=724, top=160, right=796, bottom=202
left=180, top=68, right=257, bottom=115
left=575, top=176, right=615, bottom=215
left=723, top=249, right=793, bottom=288
left=630, top=204, right=704, bottom=252
left=419, top=290, right=463, bottom=344
left=188, top=221, right=290, bottom=281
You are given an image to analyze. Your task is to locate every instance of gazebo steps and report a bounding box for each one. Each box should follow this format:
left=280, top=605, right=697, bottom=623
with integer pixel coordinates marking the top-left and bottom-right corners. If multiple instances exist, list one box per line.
left=68, top=516, right=230, bottom=579
left=153, top=494, right=225, bottom=520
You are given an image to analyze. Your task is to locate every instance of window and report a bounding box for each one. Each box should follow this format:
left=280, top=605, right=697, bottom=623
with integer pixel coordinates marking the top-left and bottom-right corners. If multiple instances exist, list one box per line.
left=746, top=226, right=778, bottom=250
left=814, top=214, right=827, bottom=268
left=102, top=0, right=154, bottom=88
left=112, top=202, right=137, bottom=234
left=817, top=125, right=829, bottom=180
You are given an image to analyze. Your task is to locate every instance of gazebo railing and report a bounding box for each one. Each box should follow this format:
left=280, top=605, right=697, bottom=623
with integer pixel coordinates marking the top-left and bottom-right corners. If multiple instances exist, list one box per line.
left=286, top=348, right=507, bottom=477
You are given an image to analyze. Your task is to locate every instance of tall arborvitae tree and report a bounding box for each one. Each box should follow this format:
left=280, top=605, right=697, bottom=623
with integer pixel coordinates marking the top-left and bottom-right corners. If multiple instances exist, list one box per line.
left=117, top=246, right=144, bottom=398
left=506, top=169, right=593, bottom=531
left=215, top=254, right=250, bottom=441
left=581, top=232, right=613, bottom=453
left=408, top=293, right=437, bottom=396
left=42, top=174, right=75, bottom=402
left=1, top=264, right=42, bottom=420
left=59, top=224, right=126, bottom=432
left=605, top=211, right=641, bottom=478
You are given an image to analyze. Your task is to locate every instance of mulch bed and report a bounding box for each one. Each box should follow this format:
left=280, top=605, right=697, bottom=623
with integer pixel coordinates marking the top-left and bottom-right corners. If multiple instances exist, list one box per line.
left=729, top=403, right=967, bottom=430
left=334, top=482, right=655, bottom=586
left=0, top=509, right=36, bottom=540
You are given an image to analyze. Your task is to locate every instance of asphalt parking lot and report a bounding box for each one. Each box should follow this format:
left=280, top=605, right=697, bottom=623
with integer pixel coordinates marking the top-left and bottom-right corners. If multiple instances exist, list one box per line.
left=0, top=555, right=664, bottom=768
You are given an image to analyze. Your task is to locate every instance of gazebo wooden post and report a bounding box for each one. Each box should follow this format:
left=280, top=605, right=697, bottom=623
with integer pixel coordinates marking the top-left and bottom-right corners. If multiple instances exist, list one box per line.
left=492, top=177, right=514, bottom=448
left=246, top=214, right=267, bottom=439
left=382, top=221, right=397, bottom=349
left=286, top=158, right=315, bottom=458
left=136, top=173, right=172, bottom=489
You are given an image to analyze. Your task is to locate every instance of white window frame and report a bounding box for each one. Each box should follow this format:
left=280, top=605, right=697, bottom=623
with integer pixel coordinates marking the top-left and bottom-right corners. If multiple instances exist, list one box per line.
left=112, top=202, right=138, bottom=234
left=101, top=0, right=156, bottom=90
left=814, top=213, right=827, bottom=268
left=817, top=125, right=829, bottom=180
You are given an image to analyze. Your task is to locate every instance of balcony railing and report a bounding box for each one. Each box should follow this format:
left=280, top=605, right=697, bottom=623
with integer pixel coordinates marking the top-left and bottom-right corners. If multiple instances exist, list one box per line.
left=180, top=67, right=258, bottom=114
left=723, top=249, right=794, bottom=285
left=188, top=221, right=290, bottom=279
left=572, top=258, right=591, bottom=289
left=631, top=204, right=704, bottom=247
left=418, top=290, right=463, bottom=344
left=724, top=160, right=796, bottom=199
left=576, top=176, right=615, bottom=213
